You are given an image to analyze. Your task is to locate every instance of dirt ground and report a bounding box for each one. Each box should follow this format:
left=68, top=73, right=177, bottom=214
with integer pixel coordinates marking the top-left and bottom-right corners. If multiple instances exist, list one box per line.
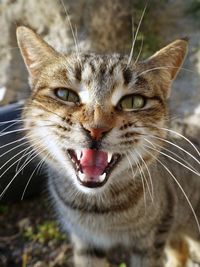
left=0, top=195, right=128, bottom=267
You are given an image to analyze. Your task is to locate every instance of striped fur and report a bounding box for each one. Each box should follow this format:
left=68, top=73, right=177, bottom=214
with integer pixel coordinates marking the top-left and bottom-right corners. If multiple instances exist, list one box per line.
left=17, top=26, right=200, bottom=267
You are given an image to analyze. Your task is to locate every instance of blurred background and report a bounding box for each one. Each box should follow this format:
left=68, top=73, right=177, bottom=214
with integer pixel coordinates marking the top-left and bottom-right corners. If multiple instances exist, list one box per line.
left=0, top=0, right=200, bottom=266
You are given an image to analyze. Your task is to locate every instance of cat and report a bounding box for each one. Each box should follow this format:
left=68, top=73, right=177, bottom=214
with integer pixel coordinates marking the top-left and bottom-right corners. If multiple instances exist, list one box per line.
left=16, top=25, right=200, bottom=267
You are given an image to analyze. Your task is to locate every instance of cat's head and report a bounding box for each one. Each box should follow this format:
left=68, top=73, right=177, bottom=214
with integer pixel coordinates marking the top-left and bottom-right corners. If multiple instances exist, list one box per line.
left=17, top=26, right=187, bottom=193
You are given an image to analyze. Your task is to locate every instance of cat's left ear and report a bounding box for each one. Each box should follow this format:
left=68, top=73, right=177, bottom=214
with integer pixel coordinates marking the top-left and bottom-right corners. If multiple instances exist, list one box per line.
left=16, top=26, right=60, bottom=78
left=143, top=39, right=188, bottom=98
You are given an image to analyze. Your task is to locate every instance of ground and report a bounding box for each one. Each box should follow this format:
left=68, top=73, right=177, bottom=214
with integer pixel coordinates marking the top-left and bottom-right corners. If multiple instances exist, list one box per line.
left=0, top=195, right=128, bottom=267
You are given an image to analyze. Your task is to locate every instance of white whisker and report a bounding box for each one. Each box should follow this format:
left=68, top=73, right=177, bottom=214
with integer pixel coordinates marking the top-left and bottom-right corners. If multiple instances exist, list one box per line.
left=0, top=136, right=27, bottom=149
left=59, top=0, right=81, bottom=64
left=0, top=139, right=31, bottom=159
left=128, top=151, right=147, bottom=211
left=136, top=149, right=154, bottom=203
left=145, top=148, right=200, bottom=235
left=158, top=127, right=200, bottom=157
left=128, top=3, right=147, bottom=65
left=146, top=135, right=200, bottom=166
left=144, top=143, right=200, bottom=176
left=0, top=146, right=47, bottom=199
left=125, top=152, right=136, bottom=180
left=21, top=153, right=48, bottom=200
left=135, top=35, right=144, bottom=65
left=145, top=137, right=199, bottom=174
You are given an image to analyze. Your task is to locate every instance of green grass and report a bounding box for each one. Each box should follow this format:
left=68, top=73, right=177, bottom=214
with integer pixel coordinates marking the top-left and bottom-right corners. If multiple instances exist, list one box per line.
left=119, top=263, right=127, bottom=267
left=24, top=221, right=66, bottom=244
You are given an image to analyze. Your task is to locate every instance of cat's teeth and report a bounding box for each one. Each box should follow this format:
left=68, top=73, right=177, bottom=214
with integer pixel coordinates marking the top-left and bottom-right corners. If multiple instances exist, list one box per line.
left=78, top=171, right=85, bottom=182
left=108, top=153, right=112, bottom=163
left=99, top=173, right=106, bottom=182
left=78, top=171, right=106, bottom=183
left=76, top=150, right=82, bottom=161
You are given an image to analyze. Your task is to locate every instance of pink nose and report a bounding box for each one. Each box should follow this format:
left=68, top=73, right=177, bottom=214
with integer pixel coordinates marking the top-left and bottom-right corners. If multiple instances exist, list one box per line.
left=85, top=127, right=110, bottom=140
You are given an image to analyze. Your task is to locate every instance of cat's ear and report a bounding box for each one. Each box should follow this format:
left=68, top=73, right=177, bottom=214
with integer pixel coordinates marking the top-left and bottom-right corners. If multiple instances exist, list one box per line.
left=143, top=39, right=188, bottom=98
left=16, top=26, right=60, bottom=77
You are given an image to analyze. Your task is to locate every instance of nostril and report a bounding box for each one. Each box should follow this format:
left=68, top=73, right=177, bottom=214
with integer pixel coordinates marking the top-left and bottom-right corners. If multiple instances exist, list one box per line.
left=89, top=128, right=107, bottom=140
left=82, top=125, right=111, bottom=140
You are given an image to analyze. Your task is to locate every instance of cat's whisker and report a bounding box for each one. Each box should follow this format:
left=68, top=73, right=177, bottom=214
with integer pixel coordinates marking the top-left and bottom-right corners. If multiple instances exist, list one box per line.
left=14, top=105, right=26, bottom=112
left=0, top=146, right=34, bottom=180
left=21, top=151, right=49, bottom=200
left=0, top=127, right=34, bottom=137
left=0, top=146, right=47, bottom=199
left=0, top=128, right=51, bottom=159
left=0, top=135, right=27, bottom=149
left=0, top=119, right=22, bottom=126
left=146, top=138, right=199, bottom=174
left=134, top=35, right=144, bottom=65
left=0, top=138, right=42, bottom=176
left=136, top=66, right=173, bottom=78
left=15, top=132, right=55, bottom=172
left=124, top=152, right=136, bottom=181
left=156, top=127, right=200, bottom=157
left=135, top=149, right=154, bottom=203
left=15, top=144, right=36, bottom=173
left=136, top=65, right=195, bottom=79
left=15, top=143, right=46, bottom=175
left=128, top=151, right=147, bottom=212
left=59, top=0, right=81, bottom=65
left=143, top=143, right=200, bottom=176
left=0, top=118, right=53, bottom=129
left=145, top=148, right=200, bottom=235
left=135, top=126, right=200, bottom=167
left=128, top=3, right=147, bottom=66
left=0, top=123, right=58, bottom=138
left=0, top=139, right=31, bottom=160
left=134, top=149, right=154, bottom=204
left=0, top=133, right=46, bottom=173
left=0, top=118, right=51, bottom=126
left=0, top=122, right=23, bottom=133
left=148, top=134, right=200, bottom=167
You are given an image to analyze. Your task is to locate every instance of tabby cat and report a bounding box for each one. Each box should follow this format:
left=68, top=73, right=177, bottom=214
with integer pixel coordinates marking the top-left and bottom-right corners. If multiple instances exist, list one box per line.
left=16, top=26, right=200, bottom=267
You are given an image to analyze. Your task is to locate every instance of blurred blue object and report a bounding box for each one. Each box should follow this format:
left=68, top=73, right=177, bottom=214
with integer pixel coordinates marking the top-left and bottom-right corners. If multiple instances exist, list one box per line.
left=0, top=102, right=46, bottom=202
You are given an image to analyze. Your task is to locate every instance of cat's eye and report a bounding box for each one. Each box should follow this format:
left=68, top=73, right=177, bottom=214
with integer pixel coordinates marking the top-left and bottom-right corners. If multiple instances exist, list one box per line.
left=118, top=95, right=145, bottom=111
left=55, top=88, right=80, bottom=103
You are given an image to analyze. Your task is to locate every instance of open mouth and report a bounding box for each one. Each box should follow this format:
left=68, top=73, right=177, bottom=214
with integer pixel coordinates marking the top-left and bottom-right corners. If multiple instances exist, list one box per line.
left=67, top=149, right=122, bottom=188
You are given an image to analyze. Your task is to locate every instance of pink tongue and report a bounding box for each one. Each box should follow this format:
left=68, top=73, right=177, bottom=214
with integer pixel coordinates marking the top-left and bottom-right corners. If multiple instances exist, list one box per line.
left=80, top=149, right=108, bottom=177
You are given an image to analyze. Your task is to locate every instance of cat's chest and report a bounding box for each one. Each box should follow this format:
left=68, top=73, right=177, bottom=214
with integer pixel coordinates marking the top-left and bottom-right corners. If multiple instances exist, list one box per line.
left=57, top=198, right=140, bottom=248
left=50, top=181, right=154, bottom=249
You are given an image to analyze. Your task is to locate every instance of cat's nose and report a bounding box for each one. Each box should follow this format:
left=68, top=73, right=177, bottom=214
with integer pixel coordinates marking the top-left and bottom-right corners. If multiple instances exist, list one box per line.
left=83, top=126, right=111, bottom=140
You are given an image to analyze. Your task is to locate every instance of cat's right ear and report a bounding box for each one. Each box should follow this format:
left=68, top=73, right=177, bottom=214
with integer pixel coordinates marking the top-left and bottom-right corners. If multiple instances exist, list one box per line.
left=16, top=26, right=60, bottom=77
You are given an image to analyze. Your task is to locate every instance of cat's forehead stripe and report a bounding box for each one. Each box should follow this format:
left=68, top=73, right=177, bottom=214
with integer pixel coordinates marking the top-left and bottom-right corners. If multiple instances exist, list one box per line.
left=111, top=77, right=137, bottom=106
left=123, top=68, right=133, bottom=85
left=74, top=64, right=82, bottom=81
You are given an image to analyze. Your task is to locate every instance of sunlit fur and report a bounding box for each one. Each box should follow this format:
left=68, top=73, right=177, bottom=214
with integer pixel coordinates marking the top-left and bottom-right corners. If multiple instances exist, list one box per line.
left=16, top=26, right=200, bottom=267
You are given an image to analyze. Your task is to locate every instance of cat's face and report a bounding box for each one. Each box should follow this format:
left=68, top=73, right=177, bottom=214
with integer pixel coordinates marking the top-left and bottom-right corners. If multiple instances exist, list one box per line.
left=17, top=26, right=187, bottom=193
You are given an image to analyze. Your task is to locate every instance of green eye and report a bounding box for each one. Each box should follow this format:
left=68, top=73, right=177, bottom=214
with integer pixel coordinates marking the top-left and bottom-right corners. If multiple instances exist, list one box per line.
left=119, top=95, right=145, bottom=111
left=55, top=88, right=79, bottom=103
